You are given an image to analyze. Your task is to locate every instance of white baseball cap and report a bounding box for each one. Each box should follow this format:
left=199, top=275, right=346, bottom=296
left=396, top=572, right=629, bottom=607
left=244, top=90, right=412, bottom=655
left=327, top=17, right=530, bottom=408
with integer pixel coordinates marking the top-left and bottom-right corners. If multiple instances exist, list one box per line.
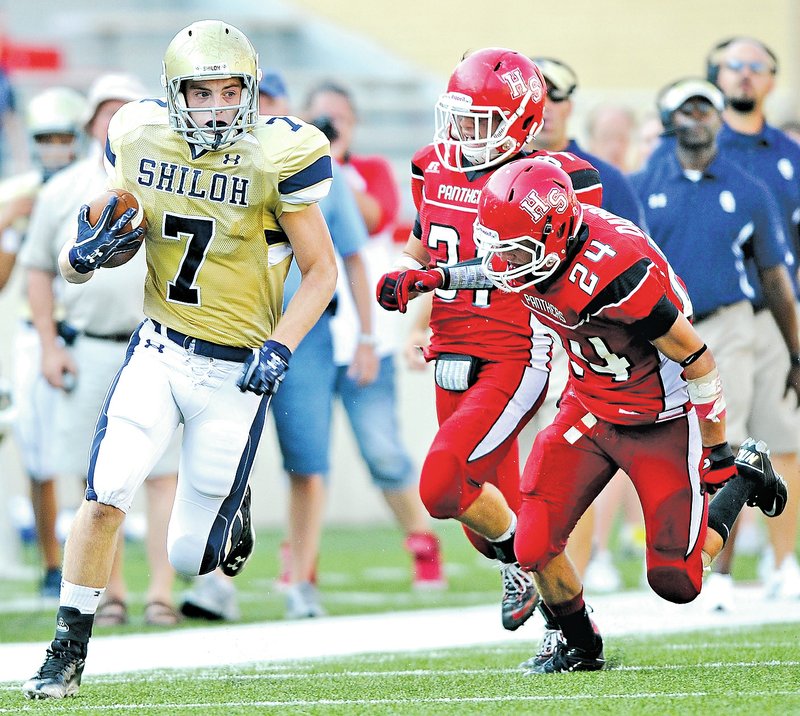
left=658, top=77, right=725, bottom=116
left=82, top=73, right=148, bottom=128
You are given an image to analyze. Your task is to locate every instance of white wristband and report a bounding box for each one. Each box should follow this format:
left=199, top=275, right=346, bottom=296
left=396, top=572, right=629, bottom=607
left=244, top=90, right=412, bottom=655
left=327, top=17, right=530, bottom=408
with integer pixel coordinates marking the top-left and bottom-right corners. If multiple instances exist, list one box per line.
left=358, top=333, right=377, bottom=346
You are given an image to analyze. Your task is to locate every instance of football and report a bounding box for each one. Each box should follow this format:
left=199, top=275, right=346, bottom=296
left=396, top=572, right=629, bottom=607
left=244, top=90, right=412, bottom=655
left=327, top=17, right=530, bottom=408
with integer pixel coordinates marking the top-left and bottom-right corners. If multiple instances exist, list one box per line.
left=86, top=189, right=147, bottom=268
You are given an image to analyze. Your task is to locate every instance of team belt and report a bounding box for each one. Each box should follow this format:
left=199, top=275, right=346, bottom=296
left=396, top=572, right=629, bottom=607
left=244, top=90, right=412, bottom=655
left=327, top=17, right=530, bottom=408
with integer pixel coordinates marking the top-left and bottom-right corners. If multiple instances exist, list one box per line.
left=149, top=320, right=252, bottom=363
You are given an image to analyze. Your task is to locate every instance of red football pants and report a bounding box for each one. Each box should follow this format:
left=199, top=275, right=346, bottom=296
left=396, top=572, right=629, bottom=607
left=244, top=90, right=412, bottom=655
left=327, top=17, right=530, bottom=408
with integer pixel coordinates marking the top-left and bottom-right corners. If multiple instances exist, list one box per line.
left=419, top=360, right=548, bottom=558
left=516, top=391, right=708, bottom=603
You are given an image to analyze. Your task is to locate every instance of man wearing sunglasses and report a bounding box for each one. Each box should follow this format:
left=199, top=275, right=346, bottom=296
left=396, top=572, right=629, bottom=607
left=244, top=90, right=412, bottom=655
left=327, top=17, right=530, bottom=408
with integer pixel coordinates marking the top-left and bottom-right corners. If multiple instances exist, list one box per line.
left=631, top=77, right=800, bottom=612
left=707, top=37, right=800, bottom=605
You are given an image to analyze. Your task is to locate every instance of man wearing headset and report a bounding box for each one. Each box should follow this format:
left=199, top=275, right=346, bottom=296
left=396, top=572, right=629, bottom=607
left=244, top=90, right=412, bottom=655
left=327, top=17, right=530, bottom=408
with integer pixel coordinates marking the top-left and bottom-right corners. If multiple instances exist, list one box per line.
left=705, top=37, right=800, bottom=604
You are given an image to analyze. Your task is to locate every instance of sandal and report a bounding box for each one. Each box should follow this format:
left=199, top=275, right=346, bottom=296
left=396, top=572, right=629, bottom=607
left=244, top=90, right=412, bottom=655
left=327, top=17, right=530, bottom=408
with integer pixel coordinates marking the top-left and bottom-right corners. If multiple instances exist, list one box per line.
left=144, top=600, right=181, bottom=627
left=95, top=597, right=128, bottom=627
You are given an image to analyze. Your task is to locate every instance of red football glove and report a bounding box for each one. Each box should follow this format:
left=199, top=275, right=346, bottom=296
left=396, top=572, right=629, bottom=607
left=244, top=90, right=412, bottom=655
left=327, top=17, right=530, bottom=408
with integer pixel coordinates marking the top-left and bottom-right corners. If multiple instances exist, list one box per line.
left=700, top=442, right=736, bottom=494
left=395, top=269, right=444, bottom=313
left=376, top=271, right=402, bottom=311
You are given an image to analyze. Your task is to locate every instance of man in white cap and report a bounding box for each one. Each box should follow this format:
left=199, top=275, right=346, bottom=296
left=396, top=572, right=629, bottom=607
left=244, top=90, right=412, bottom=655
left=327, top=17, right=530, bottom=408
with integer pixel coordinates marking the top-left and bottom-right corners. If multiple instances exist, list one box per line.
left=631, top=77, right=800, bottom=609
left=19, top=72, right=182, bottom=628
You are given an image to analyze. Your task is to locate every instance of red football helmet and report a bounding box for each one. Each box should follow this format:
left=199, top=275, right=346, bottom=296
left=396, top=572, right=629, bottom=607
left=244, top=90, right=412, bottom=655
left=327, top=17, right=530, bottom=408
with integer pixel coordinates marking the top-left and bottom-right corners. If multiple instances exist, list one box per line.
left=434, top=48, right=546, bottom=172
left=474, top=158, right=583, bottom=291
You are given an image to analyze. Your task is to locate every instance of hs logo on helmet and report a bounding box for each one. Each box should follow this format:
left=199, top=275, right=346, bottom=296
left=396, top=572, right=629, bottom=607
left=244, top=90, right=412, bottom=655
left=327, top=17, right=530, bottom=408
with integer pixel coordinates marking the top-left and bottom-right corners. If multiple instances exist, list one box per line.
left=500, top=70, right=544, bottom=101
left=520, top=188, right=570, bottom=222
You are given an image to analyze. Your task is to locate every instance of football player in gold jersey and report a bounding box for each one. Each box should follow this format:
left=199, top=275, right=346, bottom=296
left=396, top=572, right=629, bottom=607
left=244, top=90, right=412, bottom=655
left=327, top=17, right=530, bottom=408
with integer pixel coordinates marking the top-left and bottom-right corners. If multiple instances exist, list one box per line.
left=24, top=20, right=337, bottom=700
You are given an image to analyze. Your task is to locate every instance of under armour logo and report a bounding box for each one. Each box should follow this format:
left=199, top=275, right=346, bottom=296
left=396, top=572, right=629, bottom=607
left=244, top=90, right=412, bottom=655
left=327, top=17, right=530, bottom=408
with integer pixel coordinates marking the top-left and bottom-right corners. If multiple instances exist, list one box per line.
left=223, top=153, right=241, bottom=165
left=145, top=339, right=165, bottom=353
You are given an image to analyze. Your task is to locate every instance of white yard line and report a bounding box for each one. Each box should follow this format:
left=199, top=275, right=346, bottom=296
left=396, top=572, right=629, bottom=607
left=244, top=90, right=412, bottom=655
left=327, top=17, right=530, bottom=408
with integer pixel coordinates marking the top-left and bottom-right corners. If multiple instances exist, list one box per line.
left=1, top=584, right=799, bottom=683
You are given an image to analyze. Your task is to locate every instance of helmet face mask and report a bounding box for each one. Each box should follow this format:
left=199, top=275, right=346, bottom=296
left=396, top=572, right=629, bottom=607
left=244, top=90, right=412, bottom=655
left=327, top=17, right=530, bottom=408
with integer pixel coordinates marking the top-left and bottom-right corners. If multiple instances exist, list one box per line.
left=434, top=48, right=545, bottom=172
left=162, top=20, right=261, bottom=151
left=474, top=158, right=583, bottom=292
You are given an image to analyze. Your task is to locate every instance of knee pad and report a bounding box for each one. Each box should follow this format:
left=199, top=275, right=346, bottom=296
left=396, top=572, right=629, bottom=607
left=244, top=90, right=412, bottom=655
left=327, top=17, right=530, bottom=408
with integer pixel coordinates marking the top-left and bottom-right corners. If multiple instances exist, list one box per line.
left=168, top=533, right=208, bottom=577
left=419, top=448, right=473, bottom=519
left=647, top=565, right=701, bottom=604
left=514, top=498, right=554, bottom=572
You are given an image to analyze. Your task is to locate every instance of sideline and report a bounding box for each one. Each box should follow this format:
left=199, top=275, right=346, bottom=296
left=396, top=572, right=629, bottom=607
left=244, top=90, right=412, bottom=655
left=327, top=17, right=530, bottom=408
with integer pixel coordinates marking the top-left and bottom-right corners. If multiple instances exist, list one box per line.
left=2, top=584, right=799, bottom=683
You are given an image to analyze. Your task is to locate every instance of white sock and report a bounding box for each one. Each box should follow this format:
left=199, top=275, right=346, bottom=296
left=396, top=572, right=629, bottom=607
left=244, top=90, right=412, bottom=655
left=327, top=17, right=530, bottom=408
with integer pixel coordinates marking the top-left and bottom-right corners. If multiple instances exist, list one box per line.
left=489, top=511, right=517, bottom=543
left=60, top=580, right=105, bottom=615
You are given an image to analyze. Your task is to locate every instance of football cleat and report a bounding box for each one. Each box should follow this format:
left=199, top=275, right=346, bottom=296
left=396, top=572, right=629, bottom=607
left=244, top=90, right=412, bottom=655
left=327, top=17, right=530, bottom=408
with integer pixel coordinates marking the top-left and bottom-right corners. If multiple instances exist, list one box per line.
left=735, top=438, right=788, bottom=518
left=220, top=486, right=254, bottom=577
left=500, top=562, right=539, bottom=631
left=22, top=644, right=85, bottom=699
left=519, top=628, right=565, bottom=670
left=525, top=635, right=605, bottom=674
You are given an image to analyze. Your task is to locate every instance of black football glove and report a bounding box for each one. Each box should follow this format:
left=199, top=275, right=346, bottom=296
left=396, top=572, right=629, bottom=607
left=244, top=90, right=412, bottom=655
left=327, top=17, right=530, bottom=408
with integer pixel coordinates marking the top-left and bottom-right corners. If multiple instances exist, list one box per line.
left=69, top=197, right=144, bottom=274
left=237, top=340, right=291, bottom=396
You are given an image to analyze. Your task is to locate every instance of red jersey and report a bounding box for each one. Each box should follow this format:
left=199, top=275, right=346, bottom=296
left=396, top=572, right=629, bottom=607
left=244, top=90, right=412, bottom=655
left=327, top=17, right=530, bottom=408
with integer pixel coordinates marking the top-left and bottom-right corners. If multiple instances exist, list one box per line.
left=411, top=146, right=602, bottom=364
left=519, top=205, right=693, bottom=425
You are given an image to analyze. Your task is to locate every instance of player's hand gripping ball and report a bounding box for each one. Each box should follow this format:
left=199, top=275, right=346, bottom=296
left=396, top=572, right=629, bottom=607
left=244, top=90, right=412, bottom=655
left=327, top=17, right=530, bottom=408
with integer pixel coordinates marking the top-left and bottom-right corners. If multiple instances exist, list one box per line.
left=70, top=190, right=147, bottom=272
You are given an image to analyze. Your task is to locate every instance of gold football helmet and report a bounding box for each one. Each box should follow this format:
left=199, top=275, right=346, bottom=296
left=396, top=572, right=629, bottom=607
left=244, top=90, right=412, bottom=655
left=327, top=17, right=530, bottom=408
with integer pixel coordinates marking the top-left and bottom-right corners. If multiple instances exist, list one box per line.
left=161, top=19, right=261, bottom=151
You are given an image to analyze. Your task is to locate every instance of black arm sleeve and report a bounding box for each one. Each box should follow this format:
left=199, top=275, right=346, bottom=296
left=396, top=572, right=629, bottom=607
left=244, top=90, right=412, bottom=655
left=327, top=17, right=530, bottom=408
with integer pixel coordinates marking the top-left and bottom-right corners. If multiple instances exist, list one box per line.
left=633, top=295, right=680, bottom=341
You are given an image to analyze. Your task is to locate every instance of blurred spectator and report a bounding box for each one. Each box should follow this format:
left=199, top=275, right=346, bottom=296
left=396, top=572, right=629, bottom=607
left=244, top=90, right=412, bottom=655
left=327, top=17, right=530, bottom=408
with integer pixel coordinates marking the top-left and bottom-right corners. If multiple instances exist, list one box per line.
left=528, top=57, right=646, bottom=227
left=631, top=76, right=800, bottom=610
left=527, top=56, right=647, bottom=585
left=586, top=103, right=637, bottom=172
left=633, top=111, right=664, bottom=171
left=707, top=36, right=800, bottom=601
left=0, top=65, right=27, bottom=176
left=305, top=80, right=444, bottom=593
left=256, top=69, right=290, bottom=115
left=19, top=74, right=181, bottom=625
left=1, top=86, right=84, bottom=597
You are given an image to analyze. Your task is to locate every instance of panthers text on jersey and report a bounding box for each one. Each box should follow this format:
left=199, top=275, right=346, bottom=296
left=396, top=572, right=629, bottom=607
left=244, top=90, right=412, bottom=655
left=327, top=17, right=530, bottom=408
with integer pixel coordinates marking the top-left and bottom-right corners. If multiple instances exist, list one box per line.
left=105, top=99, right=332, bottom=348
left=519, top=205, right=693, bottom=425
left=411, top=146, right=602, bottom=364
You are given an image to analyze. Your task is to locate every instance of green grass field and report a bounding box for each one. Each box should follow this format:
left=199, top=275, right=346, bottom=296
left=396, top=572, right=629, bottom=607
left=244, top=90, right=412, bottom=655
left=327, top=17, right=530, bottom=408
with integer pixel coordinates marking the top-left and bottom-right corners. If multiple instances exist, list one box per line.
left=1, top=624, right=799, bottom=714
left=1, top=521, right=797, bottom=714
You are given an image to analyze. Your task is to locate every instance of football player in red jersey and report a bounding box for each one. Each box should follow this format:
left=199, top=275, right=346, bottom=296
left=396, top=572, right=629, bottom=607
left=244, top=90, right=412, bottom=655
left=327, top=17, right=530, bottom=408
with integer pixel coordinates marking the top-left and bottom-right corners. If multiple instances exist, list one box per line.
left=376, top=48, right=602, bottom=633
left=390, top=158, right=789, bottom=673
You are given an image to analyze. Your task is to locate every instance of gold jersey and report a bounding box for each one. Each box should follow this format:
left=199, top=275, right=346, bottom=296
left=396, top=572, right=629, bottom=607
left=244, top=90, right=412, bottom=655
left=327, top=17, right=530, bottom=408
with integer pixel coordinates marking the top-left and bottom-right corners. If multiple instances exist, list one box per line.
left=106, top=99, right=332, bottom=347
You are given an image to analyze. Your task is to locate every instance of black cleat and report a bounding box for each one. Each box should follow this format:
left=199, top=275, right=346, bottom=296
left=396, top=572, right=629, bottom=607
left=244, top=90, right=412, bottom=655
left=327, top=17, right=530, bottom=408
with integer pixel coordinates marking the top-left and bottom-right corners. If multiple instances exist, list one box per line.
left=221, top=486, right=254, bottom=577
left=500, top=562, right=539, bottom=631
left=22, top=644, right=85, bottom=699
left=519, top=628, right=565, bottom=670
left=735, top=438, right=788, bottom=518
left=525, top=635, right=605, bottom=674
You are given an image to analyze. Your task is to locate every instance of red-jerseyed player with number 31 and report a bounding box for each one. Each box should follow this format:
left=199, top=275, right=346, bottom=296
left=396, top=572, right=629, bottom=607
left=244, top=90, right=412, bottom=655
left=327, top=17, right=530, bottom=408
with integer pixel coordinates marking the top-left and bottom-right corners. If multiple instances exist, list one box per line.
left=376, top=48, right=603, bottom=642
left=389, top=157, right=788, bottom=673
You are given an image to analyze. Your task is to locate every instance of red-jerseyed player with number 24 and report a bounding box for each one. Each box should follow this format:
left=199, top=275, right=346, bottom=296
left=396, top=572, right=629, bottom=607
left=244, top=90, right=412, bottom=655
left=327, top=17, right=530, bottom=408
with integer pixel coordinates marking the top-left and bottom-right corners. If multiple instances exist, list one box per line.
left=389, top=157, right=788, bottom=673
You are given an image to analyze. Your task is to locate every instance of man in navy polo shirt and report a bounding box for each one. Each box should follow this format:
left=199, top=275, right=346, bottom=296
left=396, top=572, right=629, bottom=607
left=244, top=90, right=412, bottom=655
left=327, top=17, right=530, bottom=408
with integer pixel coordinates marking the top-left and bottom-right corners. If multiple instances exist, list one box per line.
left=708, top=36, right=800, bottom=602
left=630, top=77, right=800, bottom=610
